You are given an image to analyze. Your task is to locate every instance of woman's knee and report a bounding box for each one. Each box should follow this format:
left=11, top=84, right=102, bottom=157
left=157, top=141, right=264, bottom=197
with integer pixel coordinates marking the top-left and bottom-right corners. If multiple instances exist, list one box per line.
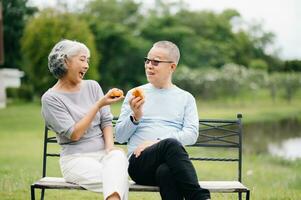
left=107, top=149, right=126, bottom=157
left=107, top=149, right=128, bottom=165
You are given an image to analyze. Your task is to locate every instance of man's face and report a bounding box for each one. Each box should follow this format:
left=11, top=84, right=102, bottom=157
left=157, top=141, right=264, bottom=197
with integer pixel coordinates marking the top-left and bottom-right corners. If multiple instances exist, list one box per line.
left=144, top=47, right=176, bottom=87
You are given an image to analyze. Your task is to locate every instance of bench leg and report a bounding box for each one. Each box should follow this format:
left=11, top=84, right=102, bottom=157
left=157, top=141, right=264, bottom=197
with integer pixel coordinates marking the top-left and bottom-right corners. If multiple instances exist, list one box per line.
left=30, top=185, right=35, bottom=200
left=238, top=192, right=242, bottom=200
left=246, top=190, right=250, bottom=200
left=41, top=188, right=45, bottom=200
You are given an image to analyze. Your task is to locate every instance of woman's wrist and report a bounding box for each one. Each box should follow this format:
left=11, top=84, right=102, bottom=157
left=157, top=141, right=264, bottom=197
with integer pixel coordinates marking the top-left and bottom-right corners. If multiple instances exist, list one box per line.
left=97, top=98, right=105, bottom=109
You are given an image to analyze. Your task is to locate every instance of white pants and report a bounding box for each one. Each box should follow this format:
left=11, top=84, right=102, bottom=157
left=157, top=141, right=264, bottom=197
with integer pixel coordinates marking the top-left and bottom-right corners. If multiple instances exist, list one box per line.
left=60, top=149, right=129, bottom=200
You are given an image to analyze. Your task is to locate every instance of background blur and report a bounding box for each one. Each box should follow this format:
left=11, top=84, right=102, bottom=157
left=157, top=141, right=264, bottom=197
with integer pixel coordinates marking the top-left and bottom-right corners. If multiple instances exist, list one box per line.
left=0, top=0, right=300, bottom=199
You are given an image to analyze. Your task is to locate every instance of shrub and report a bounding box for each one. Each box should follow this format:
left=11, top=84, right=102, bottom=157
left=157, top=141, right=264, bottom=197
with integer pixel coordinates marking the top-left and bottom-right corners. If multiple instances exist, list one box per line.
left=6, top=84, right=34, bottom=101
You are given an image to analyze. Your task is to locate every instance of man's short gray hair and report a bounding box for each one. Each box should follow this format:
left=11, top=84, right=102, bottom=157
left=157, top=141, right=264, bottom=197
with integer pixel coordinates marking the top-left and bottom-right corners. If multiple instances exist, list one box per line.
left=153, top=41, right=180, bottom=64
left=48, top=39, right=90, bottom=79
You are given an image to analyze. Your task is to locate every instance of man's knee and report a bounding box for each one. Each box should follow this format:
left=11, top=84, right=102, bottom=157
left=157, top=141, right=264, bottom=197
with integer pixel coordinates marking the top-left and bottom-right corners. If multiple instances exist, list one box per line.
left=160, top=138, right=182, bottom=147
left=155, top=164, right=171, bottom=183
left=158, top=138, right=188, bottom=158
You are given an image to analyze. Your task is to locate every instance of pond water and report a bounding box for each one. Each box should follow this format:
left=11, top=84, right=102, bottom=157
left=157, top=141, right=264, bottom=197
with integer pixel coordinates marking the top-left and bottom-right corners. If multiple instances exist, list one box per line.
left=243, top=118, right=301, bottom=160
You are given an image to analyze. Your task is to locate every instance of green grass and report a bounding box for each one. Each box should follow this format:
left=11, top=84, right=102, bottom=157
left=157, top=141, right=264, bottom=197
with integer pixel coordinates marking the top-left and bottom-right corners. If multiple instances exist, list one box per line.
left=0, top=100, right=301, bottom=199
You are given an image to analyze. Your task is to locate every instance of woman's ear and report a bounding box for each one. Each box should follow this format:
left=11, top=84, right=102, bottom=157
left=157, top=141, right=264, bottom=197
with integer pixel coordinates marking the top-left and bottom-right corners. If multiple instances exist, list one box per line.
left=64, top=56, right=70, bottom=68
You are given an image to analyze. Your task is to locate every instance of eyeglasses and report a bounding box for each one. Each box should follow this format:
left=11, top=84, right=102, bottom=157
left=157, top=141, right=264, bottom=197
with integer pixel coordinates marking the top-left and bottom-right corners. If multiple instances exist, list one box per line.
left=144, top=57, right=173, bottom=66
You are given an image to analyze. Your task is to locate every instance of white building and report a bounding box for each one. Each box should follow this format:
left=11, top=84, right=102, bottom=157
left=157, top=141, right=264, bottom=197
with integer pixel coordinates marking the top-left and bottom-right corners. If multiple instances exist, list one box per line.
left=0, top=68, right=24, bottom=108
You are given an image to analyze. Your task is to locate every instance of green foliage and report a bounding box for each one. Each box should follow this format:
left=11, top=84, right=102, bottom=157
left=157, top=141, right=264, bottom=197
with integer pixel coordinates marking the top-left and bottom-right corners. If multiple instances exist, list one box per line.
left=83, top=0, right=150, bottom=91
left=174, top=64, right=247, bottom=99
left=268, top=73, right=301, bottom=103
left=21, top=9, right=99, bottom=96
left=88, top=21, right=150, bottom=91
left=140, top=9, right=238, bottom=68
left=138, top=7, right=277, bottom=70
left=249, top=59, right=268, bottom=71
left=85, top=0, right=141, bottom=27
left=0, top=0, right=37, bottom=69
left=6, top=84, right=34, bottom=101
left=283, top=60, right=301, bottom=72
left=6, top=0, right=287, bottom=98
left=174, top=64, right=300, bottom=102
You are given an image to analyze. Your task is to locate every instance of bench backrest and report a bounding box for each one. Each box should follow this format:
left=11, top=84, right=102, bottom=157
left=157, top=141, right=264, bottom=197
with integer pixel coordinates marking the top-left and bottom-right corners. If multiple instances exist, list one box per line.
left=42, top=114, right=243, bottom=182
left=192, top=114, right=243, bottom=182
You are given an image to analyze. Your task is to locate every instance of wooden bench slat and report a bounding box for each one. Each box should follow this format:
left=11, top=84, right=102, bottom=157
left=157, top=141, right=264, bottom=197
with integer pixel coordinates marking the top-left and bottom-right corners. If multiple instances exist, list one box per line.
left=33, top=177, right=84, bottom=190
left=33, top=177, right=248, bottom=193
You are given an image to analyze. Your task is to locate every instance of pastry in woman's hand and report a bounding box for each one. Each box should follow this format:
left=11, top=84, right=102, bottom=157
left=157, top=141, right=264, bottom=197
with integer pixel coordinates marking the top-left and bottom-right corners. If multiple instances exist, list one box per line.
left=110, top=88, right=124, bottom=98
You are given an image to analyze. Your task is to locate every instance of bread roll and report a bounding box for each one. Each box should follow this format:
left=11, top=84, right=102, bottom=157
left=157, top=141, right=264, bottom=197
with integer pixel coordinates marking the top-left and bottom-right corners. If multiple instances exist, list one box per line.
left=132, top=88, right=144, bottom=99
left=110, top=88, right=124, bottom=98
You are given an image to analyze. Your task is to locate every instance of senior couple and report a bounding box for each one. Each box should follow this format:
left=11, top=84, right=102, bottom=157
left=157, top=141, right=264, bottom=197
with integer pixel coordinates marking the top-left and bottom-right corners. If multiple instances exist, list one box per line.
left=41, top=39, right=211, bottom=200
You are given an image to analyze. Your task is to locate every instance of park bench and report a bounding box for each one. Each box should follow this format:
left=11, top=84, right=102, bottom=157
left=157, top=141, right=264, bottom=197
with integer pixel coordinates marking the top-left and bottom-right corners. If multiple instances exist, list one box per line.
left=30, top=114, right=250, bottom=200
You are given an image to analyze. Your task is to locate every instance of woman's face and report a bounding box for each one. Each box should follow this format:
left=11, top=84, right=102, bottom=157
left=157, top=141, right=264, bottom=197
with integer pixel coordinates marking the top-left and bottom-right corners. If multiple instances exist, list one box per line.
left=64, top=51, right=90, bottom=84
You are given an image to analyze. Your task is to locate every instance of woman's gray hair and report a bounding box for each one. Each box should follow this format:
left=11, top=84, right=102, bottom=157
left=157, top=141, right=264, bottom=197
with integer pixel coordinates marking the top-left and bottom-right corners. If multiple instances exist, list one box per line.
left=48, top=39, right=90, bottom=79
left=153, top=41, right=180, bottom=64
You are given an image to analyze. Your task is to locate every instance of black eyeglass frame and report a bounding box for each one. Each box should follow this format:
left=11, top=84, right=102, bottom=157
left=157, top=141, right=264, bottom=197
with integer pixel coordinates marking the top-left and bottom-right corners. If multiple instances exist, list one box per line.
left=144, top=57, right=174, bottom=66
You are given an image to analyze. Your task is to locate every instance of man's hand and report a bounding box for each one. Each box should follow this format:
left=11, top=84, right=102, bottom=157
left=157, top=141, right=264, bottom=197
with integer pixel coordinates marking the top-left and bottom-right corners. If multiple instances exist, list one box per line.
left=129, top=96, right=145, bottom=121
left=133, top=140, right=159, bottom=158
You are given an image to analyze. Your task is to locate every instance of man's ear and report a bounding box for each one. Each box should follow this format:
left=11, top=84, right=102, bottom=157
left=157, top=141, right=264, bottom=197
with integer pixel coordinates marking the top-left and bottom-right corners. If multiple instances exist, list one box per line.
left=171, top=63, right=177, bottom=71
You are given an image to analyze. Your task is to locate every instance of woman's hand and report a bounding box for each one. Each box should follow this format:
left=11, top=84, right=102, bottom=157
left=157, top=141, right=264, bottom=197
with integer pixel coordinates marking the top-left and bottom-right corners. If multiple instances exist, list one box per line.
left=98, top=88, right=124, bottom=108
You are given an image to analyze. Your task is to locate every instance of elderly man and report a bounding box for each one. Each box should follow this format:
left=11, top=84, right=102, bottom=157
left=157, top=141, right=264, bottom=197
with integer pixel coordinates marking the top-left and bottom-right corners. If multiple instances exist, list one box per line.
left=115, top=41, right=210, bottom=200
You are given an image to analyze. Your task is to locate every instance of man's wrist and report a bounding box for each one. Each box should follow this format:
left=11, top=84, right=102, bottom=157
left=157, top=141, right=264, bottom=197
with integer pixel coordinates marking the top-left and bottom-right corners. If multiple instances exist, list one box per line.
left=130, top=115, right=140, bottom=125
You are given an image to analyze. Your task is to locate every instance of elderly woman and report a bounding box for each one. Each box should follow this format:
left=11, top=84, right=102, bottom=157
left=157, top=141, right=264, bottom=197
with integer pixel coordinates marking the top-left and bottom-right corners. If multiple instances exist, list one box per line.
left=41, top=39, right=128, bottom=200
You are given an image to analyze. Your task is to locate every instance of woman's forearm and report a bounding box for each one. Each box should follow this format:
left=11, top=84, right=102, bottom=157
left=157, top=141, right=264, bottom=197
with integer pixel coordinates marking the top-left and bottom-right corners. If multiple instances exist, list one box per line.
left=102, top=126, right=114, bottom=150
left=70, top=99, right=105, bottom=141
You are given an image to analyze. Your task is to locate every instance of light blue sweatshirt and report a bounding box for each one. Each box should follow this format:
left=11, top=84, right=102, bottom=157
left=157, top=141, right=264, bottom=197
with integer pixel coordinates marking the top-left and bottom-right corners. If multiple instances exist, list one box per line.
left=115, top=83, right=199, bottom=155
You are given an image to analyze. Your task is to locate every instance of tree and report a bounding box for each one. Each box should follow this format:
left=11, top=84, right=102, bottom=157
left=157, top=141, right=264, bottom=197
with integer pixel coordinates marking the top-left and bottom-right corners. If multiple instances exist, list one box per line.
left=139, top=5, right=280, bottom=70
left=83, top=0, right=150, bottom=91
left=140, top=9, right=240, bottom=68
left=283, top=60, right=301, bottom=72
left=90, top=21, right=150, bottom=90
left=85, top=0, right=142, bottom=29
left=21, top=9, right=99, bottom=97
left=1, top=0, right=37, bottom=69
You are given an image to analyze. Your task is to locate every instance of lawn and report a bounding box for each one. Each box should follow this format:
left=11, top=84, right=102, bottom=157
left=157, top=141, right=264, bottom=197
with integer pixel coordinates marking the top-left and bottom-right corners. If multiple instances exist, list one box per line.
left=0, top=100, right=300, bottom=199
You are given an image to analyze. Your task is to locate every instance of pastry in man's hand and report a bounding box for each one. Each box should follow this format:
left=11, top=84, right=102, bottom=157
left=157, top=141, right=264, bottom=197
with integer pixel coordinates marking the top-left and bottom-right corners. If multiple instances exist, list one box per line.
left=132, top=88, right=144, bottom=99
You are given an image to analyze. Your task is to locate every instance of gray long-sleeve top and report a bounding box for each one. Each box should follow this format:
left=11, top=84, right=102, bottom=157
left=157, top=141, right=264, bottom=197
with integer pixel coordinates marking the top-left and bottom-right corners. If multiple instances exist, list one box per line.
left=41, top=80, right=113, bottom=156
